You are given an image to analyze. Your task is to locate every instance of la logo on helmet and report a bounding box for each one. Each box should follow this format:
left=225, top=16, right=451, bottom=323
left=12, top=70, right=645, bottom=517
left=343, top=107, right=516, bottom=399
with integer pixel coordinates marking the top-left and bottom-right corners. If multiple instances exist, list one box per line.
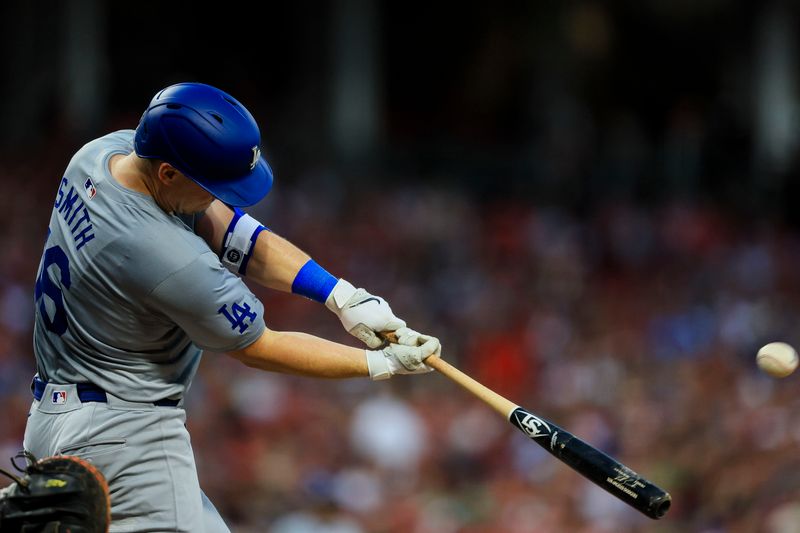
left=250, top=146, right=261, bottom=170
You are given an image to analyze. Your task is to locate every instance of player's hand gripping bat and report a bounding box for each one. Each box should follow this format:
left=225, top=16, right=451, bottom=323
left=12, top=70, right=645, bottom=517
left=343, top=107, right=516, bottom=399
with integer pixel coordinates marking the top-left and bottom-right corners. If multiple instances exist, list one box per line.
left=381, top=332, right=672, bottom=520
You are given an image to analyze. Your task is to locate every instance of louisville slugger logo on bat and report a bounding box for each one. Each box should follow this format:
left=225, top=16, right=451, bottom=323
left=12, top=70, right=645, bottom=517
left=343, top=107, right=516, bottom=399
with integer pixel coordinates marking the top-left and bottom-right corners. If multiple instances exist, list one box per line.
left=512, top=410, right=552, bottom=439
left=511, top=410, right=563, bottom=452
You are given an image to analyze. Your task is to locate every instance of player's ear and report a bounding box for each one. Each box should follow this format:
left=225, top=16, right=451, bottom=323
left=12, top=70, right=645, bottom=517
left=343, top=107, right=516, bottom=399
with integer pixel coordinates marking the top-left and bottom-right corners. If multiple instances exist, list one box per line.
left=156, top=163, right=180, bottom=185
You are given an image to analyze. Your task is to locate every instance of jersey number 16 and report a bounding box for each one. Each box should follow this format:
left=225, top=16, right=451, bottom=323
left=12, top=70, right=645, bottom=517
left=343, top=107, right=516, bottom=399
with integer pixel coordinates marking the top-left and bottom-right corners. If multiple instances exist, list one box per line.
left=34, top=244, right=71, bottom=336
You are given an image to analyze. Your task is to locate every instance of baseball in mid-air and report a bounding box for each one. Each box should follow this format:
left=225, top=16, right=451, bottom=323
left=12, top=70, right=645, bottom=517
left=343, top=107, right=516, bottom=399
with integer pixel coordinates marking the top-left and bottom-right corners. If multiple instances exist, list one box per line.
left=756, top=342, right=799, bottom=378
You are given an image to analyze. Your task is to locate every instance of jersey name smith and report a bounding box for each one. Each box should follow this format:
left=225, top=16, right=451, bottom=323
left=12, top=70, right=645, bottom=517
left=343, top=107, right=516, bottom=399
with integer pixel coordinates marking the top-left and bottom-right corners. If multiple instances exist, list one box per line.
left=54, top=177, right=95, bottom=250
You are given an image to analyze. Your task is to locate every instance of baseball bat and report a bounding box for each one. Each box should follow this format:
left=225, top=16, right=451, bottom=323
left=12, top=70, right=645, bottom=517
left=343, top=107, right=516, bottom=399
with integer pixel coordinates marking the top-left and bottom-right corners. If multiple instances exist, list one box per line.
left=383, top=333, right=672, bottom=519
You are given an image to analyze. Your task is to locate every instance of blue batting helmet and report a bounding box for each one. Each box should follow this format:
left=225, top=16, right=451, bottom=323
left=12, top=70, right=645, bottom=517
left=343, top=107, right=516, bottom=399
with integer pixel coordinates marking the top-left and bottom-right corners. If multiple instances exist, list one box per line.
left=134, top=82, right=273, bottom=207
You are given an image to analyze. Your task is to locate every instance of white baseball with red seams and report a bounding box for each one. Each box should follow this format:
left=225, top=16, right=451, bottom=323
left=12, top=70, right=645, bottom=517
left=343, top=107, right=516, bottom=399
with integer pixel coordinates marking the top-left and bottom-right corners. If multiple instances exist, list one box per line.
left=756, top=342, right=799, bottom=378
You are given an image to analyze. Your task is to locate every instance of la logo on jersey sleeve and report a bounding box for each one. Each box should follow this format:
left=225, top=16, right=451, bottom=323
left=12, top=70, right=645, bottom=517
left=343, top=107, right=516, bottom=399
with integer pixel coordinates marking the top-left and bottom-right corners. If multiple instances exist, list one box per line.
left=218, top=301, right=258, bottom=333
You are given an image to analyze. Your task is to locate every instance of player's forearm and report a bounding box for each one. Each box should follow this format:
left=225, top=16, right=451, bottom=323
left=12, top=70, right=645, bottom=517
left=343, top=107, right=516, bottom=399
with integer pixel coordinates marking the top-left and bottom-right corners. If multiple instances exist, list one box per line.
left=244, top=231, right=310, bottom=292
left=228, top=329, right=369, bottom=378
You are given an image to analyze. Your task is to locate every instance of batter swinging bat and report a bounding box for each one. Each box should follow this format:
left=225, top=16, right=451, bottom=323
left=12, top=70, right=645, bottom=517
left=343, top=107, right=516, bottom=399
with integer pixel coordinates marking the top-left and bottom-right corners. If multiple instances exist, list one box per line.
left=383, top=333, right=672, bottom=520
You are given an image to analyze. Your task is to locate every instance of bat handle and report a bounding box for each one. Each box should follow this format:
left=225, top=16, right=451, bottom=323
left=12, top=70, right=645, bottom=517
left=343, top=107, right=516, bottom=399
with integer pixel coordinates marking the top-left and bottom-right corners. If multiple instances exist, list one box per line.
left=425, top=356, right=519, bottom=417
left=381, top=331, right=519, bottom=418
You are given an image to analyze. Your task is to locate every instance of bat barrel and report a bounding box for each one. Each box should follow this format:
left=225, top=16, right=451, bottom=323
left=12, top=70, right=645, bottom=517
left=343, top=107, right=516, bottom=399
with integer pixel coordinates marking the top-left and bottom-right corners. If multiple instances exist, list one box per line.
left=557, top=433, right=672, bottom=519
left=509, top=408, right=671, bottom=520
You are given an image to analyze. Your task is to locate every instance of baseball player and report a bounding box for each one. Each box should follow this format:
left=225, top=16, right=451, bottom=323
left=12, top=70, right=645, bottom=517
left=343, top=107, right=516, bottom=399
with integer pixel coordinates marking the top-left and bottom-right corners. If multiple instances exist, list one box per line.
left=24, top=82, right=440, bottom=532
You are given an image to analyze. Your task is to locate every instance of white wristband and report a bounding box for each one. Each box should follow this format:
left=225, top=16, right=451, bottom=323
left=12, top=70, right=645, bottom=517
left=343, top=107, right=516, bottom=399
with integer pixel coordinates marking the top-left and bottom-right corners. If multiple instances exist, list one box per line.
left=221, top=210, right=266, bottom=275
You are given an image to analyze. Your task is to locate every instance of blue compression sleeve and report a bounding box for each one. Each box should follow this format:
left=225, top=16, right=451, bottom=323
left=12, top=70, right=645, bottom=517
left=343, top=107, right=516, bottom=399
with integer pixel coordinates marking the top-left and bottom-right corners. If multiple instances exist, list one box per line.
left=291, top=259, right=338, bottom=303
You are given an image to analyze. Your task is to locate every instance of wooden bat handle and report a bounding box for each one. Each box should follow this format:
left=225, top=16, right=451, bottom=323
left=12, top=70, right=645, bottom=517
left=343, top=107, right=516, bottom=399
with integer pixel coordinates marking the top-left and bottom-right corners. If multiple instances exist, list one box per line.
left=381, top=331, right=518, bottom=417
left=425, top=356, right=518, bottom=417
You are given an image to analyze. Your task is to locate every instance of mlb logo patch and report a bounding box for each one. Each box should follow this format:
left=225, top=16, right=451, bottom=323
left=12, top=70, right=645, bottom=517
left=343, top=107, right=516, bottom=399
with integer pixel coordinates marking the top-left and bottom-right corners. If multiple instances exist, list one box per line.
left=84, top=177, right=97, bottom=199
left=52, top=391, right=67, bottom=404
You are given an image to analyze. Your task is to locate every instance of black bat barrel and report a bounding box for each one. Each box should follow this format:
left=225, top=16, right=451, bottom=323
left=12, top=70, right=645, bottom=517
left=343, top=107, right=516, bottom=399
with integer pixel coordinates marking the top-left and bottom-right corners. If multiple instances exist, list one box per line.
left=509, top=407, right=671, bottom=520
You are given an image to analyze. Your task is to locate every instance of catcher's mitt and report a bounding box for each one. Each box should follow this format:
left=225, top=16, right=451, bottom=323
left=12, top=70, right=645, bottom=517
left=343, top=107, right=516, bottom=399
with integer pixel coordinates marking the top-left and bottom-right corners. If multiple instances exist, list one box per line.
left=0, top=452, right=110, bottom=533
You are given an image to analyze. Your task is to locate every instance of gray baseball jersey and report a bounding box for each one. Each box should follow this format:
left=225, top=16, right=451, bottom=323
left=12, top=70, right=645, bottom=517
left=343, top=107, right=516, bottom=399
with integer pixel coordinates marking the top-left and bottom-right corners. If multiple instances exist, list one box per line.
left=32, top=129, right=265, bottom=402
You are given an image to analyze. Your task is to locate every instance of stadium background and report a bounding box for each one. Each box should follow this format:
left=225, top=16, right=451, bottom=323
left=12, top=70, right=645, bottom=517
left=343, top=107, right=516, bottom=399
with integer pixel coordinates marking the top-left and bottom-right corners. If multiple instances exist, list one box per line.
left=2, top=1, right=800, bottom=531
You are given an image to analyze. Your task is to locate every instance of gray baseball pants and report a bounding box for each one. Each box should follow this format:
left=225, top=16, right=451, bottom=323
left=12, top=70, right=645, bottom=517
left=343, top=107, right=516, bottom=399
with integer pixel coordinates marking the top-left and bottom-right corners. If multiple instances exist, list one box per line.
left=23, top=382, right=230, bottom=533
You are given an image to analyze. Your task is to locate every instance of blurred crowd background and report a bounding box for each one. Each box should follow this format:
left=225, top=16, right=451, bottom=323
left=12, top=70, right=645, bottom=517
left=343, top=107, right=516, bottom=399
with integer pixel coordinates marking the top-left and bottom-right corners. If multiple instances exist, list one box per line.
left=2, top=1, right=800, bottom=531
